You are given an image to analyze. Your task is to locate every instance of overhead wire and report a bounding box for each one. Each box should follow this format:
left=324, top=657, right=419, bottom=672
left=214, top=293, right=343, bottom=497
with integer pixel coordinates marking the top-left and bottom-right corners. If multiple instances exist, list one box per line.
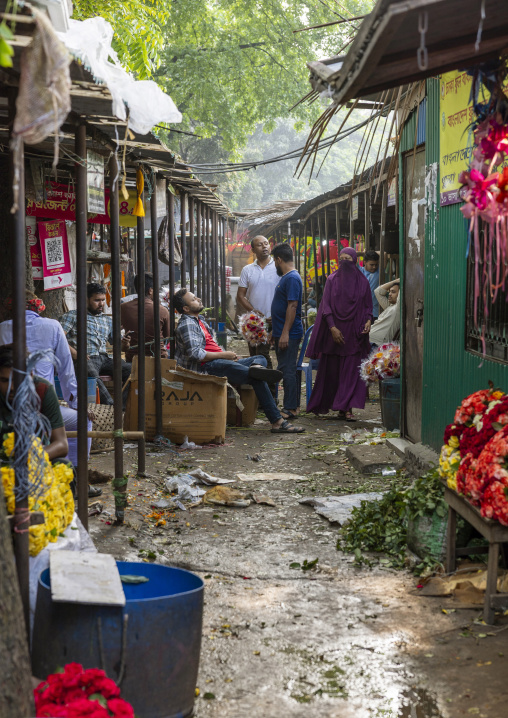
left=186, top=99, right=395, bottom=176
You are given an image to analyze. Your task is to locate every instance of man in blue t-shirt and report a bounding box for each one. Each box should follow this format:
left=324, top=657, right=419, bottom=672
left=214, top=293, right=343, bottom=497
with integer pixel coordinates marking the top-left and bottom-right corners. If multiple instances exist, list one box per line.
left=359, top=250, right=380, bottom=319
left=270, top=243, right=304, bottom=419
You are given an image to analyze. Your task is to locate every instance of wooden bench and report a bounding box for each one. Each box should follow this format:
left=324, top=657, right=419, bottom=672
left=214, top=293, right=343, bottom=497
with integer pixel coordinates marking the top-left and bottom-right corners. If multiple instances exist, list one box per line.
left=443, top=480, right=508, bottom=624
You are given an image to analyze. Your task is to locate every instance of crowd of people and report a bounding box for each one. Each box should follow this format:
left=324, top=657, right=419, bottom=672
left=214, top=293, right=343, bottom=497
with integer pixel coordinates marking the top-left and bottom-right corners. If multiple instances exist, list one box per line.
left=0, top=237, right=401, bottom=501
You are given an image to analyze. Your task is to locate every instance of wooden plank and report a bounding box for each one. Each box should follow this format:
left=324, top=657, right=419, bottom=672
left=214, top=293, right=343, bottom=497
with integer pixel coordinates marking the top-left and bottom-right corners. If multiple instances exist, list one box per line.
left=50, top=551, right=126, bottom=606
left=444, top=485, right=508, bottom=543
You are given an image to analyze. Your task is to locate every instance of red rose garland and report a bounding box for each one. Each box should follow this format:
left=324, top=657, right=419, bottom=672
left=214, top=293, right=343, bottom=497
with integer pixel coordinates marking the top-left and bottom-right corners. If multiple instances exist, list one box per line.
left=34, top=663, right=134, bottom=718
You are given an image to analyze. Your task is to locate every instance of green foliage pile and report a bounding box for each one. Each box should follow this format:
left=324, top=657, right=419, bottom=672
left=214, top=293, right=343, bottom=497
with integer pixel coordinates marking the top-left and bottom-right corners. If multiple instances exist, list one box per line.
left=338, top=470, right=448, bottom=573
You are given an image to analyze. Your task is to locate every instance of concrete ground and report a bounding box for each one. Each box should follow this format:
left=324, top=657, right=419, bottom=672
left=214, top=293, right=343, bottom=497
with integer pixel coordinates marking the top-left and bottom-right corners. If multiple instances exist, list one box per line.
left=87, top=351, right=508, bottom=718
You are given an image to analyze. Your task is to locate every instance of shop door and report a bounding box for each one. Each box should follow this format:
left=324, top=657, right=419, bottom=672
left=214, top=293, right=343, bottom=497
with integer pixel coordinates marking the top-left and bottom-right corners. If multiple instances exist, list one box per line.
left=403, top=148, right=426, bottom=443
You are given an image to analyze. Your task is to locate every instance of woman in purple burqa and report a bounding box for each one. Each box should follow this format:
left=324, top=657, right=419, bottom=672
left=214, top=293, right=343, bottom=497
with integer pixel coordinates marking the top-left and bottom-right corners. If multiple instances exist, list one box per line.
left=306, top=247, right=372, bottom=420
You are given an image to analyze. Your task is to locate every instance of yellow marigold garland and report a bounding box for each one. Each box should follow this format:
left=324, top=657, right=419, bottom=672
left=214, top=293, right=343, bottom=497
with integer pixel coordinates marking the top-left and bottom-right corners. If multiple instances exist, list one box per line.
left=1, top=432, right=74, bottom=556
left=438, top=437, right=461, bottom=492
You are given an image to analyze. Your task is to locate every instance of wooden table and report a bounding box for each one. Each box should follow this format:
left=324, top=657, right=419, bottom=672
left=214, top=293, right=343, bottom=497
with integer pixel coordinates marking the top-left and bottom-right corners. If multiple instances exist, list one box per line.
left=444, top=481, right=508, bottom=624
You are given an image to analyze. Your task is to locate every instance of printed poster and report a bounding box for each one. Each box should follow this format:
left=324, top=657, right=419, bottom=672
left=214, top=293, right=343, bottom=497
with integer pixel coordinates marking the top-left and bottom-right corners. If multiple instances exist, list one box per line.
left=26, top=182, right=142, bottom=227
left=27, top=215, right=42, bottom=280
left=387, top=178, right=396, bottom=207
left=439, top=71, right=475, bottom=206
left=38, top=220, right=72, bottom=291
left=351, top=195, right=359, bottom=220
left=87, top=151, right=105, bottom=214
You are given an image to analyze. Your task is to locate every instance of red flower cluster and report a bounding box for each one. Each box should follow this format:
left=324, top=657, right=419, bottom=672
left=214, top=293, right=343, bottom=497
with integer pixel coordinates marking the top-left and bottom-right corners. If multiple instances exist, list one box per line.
left=34, top=663, right=134, bottom=718
left=453, top=389, right=492, bottom=425
left=475, top=427, right=508, bottom=524
left=459, top=396, right=508, bottom=458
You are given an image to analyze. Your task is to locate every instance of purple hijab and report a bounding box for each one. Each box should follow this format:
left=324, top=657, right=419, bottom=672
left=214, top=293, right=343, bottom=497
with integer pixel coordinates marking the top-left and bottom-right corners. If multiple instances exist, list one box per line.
left=306, top=248, right=373, bottom=358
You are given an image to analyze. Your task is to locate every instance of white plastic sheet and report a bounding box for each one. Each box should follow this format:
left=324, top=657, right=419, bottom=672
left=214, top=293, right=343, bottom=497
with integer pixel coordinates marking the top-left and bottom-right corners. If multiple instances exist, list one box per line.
left=57, top=18, right=182, bottom=134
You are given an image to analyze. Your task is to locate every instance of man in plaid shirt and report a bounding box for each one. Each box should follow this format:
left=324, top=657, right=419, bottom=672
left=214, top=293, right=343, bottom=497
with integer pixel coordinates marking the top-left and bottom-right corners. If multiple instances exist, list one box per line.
left=173, top=288, right=304, bottom=434
left=59, top=283, right=131, bottom=407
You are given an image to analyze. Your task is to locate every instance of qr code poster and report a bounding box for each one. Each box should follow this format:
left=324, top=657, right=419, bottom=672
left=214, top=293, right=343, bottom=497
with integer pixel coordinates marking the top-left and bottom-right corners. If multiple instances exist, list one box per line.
left=38, top=220, right=72, bottom=291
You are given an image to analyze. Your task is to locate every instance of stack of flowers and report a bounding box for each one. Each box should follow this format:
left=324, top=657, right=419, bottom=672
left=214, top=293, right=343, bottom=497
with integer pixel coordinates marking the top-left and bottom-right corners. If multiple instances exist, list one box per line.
left=360, top=343, right=400, bottom=384
left=1, top=432, right=74, bottom=556
left=34, top=662, right=134, bottom=717
left=239, top=311, right=267, bottom=346
left=439, top=387, right=508, bottom=525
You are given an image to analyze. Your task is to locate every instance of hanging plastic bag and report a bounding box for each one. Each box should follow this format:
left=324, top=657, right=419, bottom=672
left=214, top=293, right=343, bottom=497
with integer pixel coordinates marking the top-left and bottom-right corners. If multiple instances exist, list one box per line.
left=158, top=215, right=182, bottom=265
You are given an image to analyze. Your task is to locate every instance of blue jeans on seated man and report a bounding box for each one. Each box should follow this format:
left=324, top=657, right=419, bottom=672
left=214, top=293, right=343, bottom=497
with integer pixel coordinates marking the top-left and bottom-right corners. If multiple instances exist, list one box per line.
left=274, top=336, right=301, bottom=412
left=205, top=355, right=282, bottom=425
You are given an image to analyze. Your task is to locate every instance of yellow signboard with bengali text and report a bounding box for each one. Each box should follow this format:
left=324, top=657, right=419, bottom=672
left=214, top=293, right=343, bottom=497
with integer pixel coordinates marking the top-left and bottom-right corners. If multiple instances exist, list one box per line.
left=439, top=70, right=474, bottom=205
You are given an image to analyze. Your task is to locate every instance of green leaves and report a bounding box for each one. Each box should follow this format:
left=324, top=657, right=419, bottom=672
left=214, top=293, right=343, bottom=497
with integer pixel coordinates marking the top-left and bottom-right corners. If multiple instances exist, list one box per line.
left=0, top=21, right=14, bottom=68
left=338, top=469, right=448, bottom=573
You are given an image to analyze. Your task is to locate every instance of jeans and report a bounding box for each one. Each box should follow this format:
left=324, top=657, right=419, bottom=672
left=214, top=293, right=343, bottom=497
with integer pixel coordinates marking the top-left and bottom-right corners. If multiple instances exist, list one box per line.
left=248, top=342, right=277, bottom=397
left=85, top=354, right=131, bottom=409
left=60, top=406, right=92, bottom=467
left=205, top=355, right=282, bottom=425
left=274, top=336, right=301, bottom=412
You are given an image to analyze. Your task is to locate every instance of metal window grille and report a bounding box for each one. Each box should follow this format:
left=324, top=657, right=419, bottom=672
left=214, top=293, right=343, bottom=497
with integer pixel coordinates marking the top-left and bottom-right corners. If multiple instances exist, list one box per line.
left=466, top=228, right=508, bottom=363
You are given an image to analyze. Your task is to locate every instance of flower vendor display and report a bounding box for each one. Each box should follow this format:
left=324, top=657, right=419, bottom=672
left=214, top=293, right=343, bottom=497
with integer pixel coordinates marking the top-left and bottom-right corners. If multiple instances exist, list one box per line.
left=1, top=431, right=74, bottom=556
left=238, top=311, right=267, bottom=346
left=34, top=662, right=134, bottom=718
left=360, top=342, right=400, bottom=384
left=439, top=387, right=508, bottom=526
left=458, top=67, right=508, bottom=331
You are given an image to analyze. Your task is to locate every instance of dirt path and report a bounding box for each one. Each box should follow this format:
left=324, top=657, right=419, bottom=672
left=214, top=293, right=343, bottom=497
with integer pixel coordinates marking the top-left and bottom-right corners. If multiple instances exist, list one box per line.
left=88, top=389, right=508, bottom=717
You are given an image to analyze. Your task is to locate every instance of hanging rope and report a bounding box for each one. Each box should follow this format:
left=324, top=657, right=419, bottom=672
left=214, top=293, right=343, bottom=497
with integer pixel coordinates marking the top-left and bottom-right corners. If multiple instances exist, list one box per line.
left=9, top=349, right=58, bottom=502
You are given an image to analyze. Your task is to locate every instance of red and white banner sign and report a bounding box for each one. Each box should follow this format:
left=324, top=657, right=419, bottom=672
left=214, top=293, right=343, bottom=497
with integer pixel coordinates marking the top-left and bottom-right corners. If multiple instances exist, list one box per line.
left=38, top=220, right=72, bottom=291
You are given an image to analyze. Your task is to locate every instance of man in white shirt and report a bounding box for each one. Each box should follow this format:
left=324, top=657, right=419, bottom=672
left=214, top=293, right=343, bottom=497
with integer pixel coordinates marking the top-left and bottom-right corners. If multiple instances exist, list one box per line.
left=369, top=278, right=400, bottom=347
left=237, top=235, right=279, bottom=394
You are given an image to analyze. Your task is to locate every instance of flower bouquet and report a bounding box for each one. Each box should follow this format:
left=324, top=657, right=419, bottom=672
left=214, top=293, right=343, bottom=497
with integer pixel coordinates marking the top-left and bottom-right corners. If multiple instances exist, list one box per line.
left=360, top=342, right=400, bottom=384
left=34, top=662, right=134, bottom=717
left=238, top=311, right=267, bottom=346
left=439, top=387, right=508, bottom=525
left=1, top=432, right=74, bottom=556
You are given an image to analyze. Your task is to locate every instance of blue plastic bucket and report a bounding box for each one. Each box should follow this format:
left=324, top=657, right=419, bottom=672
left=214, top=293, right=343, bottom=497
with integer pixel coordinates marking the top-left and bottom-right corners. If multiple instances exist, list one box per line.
left=380, top=378, right=401, bottom=431
left=54, top=376, right=97, bottom=404
left=31, top=562, right=204, bottom=718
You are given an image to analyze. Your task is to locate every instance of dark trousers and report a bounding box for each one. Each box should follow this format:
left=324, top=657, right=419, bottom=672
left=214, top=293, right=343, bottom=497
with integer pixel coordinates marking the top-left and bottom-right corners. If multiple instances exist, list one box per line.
left=274, top=337, right=301, bottom=412
left=85, top=354, right=131, bottom=409
left=248, top=342, right=277, bottom=397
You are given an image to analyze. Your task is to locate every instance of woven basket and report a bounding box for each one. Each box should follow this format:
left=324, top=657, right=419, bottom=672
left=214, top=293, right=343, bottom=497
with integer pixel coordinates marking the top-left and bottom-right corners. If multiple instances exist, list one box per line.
left=88, top=403, right=115, bottom=452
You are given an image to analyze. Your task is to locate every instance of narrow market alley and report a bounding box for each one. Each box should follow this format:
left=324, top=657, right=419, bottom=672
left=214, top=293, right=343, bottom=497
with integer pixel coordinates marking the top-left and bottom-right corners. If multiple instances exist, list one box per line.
left=87, top=354, right=508, bottom=718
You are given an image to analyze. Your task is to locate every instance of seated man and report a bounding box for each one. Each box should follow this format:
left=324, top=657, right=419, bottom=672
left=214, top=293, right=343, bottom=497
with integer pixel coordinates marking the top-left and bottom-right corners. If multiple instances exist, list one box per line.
left=0, top=345, right=68, bottom=461
left=173, top=289, right=304, bottom=434
left=59, top=283, right=132, bottom=408
left=359, top=250, right=380, bottom=321
left=121, top=272, right=170, bottom=362
left=0, top=291, right=99, bottom=497
left=369, top=278, right=400, bottom=347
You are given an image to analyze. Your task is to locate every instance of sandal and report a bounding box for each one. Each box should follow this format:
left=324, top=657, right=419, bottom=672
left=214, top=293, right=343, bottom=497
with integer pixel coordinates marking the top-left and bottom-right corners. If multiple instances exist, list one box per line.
left=281, top=410, right=299, bottom=420
left=345, top=411, right=356, bottom=422
left=337, top=411, right=347, bottom=420
left=88, top=485, right=103, bottom=498
left=271, top=419, right=305, bottom=434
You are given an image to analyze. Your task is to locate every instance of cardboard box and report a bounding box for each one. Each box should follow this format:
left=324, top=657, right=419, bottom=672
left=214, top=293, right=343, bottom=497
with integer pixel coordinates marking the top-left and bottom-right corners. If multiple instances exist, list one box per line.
left=227, top=384, right=259, bottom=426
left=124, top=357, right=227, bottom=444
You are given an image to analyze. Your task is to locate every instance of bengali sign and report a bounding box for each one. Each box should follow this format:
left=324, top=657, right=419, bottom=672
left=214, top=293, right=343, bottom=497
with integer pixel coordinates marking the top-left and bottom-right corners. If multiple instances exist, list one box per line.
left=38, top=220, right=72, bottom=291
left=27, top=216, right=42, bottom=280
left=439, top=71, right=474, bottom=206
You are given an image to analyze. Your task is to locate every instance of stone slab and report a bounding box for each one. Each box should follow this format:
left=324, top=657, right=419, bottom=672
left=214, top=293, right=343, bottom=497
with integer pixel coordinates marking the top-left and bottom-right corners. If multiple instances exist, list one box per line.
left=299, top=492, right=385, bottom=524
left=404, top=442, right=439, bottom=476
left=345, top=443, right=403, bottom=475
left=386, top=437, right=413, bottom=459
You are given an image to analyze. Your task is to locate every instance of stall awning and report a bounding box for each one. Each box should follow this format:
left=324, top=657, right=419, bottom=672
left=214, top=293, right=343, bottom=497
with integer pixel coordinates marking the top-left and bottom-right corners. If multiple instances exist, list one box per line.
left=309, top=0, right=508, bottom=104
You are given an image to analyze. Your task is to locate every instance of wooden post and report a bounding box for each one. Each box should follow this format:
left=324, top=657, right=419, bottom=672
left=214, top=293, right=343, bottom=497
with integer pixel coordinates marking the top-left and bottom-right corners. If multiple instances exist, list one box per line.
left=196, top=201, right=202, bottom=298
left=204, top=205, right=210, bottom=308
left=136, top=174, right=146, bottom=476
left=150, top=175, right=163, bottom=438
left=10, top=102, right=29, bottom=633
left=220, top=217, right=227, bottom=321
left=180, top=191, right=187, bottom=289
left=335, top=203, right=341, bottom=254
left=212, top=212, right=219, bottom=324
left=317, top=212, right=326, bottom=295
left=325, top=210, right=330, bottom=277
left=311, top=216, right=319, bottom=306
left=364, top=190, right=371, bottom=252
left=380, top=181, right=387, bottom=283
left=189, top=195, right=195, bottom=293
left=75, top=122, right=89, bottom=530
left=168, top=189, right=176, bottom=358
left=350, top=200, right=354, bottom=249
left=108, top=153, right=125, bottom=521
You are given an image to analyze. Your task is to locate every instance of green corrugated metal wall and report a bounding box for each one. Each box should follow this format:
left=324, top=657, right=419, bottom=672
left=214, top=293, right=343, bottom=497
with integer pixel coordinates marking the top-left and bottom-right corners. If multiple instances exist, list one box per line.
left=400, top=79, right=508, bottom=451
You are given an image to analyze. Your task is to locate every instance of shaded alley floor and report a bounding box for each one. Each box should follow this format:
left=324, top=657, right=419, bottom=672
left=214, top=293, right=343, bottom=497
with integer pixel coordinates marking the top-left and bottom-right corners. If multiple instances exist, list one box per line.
left=88, top=390, right=508, bottom=718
